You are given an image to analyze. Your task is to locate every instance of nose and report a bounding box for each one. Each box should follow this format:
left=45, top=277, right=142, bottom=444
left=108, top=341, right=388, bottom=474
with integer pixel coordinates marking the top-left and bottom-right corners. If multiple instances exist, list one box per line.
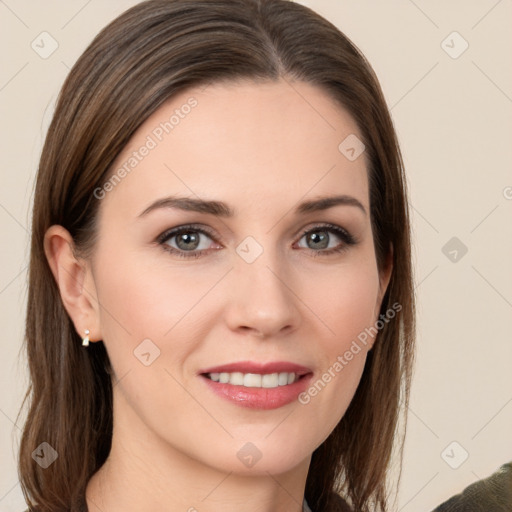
left=224, top=249, right=302, bottom=339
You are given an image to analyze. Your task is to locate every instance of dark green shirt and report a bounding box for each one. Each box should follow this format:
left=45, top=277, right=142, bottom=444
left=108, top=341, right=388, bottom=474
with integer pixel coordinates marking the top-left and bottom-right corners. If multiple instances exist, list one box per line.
left=430, top=461, right=512, bottom=512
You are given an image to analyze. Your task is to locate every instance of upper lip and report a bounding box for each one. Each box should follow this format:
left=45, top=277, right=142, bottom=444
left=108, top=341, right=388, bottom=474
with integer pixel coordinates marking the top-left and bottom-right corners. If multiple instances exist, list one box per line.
left=199, top=360, right=312, bottom=376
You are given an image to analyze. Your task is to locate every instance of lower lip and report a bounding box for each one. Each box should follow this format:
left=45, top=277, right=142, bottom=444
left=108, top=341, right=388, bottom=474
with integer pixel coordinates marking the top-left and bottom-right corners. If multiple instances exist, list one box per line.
left=200, top=374, right=313, bottom=410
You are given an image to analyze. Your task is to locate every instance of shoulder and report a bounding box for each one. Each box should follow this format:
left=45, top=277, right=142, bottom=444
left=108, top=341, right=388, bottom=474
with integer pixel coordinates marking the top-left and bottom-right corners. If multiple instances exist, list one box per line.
left=430, top=461, right=512, bottom=512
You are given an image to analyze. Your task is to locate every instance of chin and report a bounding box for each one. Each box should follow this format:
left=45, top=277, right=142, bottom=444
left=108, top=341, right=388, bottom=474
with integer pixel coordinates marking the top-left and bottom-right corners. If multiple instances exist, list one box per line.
left=199, top=437, right=312, bottom=476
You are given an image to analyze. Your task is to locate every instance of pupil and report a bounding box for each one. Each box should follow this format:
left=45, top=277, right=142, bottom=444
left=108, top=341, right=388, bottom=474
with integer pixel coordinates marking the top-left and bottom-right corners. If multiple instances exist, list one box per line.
left=309, top=231, right=328, bottom=249
left=177, top=232, right=199, bottom=250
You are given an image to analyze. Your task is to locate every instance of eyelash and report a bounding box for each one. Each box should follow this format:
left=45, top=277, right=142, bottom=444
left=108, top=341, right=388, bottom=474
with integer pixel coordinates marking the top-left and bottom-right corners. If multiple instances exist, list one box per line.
left=156, top=222, right=358, bottom=259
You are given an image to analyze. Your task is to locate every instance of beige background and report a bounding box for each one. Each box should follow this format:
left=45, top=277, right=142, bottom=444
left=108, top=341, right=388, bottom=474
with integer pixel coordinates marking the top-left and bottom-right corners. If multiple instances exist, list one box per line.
left=1, top=1, right=511, bottom=510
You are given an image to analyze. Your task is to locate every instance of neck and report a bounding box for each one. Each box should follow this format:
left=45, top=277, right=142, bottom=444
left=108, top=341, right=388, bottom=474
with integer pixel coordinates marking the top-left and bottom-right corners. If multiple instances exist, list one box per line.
left=86, top=386, right=310, bottom=512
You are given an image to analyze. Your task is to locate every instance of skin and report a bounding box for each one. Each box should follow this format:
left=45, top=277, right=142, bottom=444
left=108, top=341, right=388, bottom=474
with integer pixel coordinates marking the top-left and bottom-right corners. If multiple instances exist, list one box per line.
left=45, top=79, right=392, bottom=512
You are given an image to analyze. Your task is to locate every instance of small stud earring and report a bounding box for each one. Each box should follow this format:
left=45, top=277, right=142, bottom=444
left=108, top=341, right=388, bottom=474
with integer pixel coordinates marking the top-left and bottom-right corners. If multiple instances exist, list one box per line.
left=82, top=329, right=90, bottom=347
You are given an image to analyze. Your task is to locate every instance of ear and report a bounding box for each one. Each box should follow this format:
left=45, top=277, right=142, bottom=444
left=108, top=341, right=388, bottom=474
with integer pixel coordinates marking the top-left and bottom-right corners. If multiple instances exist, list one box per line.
left=376, top=242, right=393, bottom=310
left=369, top=243, right=394, bottom=348
left=44, top=225, right=101, bottom=343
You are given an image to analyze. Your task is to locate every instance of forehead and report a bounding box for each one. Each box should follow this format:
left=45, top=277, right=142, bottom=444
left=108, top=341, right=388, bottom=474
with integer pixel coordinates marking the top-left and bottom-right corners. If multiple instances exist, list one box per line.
left=99, top=79, right=369, bottom=222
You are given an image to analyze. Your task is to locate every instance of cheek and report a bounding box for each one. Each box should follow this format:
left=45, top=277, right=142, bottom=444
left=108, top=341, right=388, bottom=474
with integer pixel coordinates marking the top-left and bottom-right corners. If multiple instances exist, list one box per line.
left=303, top=258, right=380, bottom=351
left=91, top=247, right=206, bottom=421
left=93, top=245, right=216, bottom=343
left=295, top=260, right=380, bottom=429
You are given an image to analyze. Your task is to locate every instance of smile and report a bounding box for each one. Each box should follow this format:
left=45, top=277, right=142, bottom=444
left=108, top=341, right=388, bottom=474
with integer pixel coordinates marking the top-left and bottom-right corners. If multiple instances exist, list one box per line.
left=204, top=371, right=299, bottom=388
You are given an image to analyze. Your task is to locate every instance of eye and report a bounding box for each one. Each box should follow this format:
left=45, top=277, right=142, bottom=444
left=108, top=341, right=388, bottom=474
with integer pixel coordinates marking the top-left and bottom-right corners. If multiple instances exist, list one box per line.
left=157, top=224, right=220, bottom=259
left=157, top=222, right=357, bottom=259
left=295, top=223, right=357, bottom=256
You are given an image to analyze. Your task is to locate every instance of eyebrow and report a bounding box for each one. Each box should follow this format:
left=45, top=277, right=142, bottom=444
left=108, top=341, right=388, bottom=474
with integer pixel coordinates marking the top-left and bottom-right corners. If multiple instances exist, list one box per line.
left=138, top=194, right=367, bottom=218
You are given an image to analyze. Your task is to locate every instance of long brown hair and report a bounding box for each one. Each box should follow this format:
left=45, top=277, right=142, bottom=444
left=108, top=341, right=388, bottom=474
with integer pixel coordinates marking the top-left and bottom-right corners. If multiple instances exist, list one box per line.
left=17, top=1, right=415, bottom=510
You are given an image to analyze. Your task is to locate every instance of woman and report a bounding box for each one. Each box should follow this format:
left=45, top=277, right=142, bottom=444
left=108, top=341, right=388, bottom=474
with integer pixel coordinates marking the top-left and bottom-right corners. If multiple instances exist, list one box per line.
left=17, top=1, right=415, bottom=511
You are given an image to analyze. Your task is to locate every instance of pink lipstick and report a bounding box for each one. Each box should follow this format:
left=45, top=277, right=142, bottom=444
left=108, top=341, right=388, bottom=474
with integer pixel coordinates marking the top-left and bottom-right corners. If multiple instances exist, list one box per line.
left=198, top=361, right=313, bottom=410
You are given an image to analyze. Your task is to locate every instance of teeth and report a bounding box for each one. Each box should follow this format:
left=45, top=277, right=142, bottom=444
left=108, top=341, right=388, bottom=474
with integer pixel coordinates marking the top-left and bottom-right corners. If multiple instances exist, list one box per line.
left=207, top=371, right=299, bottom=388
left=244, top=373, right=261, bottom=387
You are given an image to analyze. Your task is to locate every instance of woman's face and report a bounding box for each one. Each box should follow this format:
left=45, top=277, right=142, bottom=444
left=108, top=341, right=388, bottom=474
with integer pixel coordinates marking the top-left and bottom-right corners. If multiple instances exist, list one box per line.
left=85, top=79, right=392, bottom=475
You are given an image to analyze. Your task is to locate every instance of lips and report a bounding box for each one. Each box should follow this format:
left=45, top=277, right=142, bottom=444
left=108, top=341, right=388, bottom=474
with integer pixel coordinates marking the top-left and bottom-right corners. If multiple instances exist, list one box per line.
left=198, top=360, right=312, bottom=376
left=198, top=360, right=314, bottom=410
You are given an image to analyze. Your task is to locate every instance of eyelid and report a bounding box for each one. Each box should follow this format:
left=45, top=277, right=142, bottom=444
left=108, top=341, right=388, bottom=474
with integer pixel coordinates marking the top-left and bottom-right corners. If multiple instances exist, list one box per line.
left=156, top=221, right=358, bottom=258
left=156, top=223, right=218, bottom=243
left=297, top=222, right=356, bottom=243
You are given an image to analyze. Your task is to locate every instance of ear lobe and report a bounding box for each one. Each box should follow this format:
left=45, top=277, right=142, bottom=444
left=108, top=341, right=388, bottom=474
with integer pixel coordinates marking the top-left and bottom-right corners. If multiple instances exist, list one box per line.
left=44, top=225, right=100, bottom=342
